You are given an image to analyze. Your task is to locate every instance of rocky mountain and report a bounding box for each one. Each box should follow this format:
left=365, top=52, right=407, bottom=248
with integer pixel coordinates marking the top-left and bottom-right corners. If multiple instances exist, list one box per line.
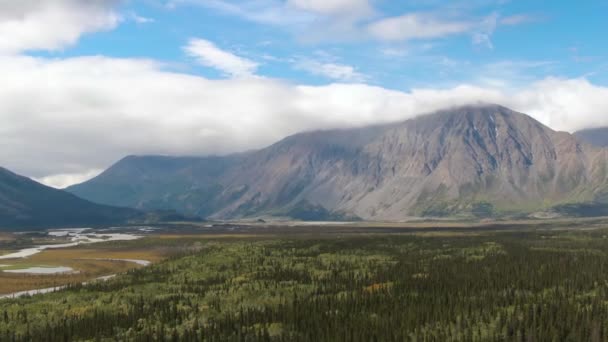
left=575, top=127, right=608, bottom=147
left=0, top=167, right=142, bottom=229
left=67, top=104, right=608, bottom=220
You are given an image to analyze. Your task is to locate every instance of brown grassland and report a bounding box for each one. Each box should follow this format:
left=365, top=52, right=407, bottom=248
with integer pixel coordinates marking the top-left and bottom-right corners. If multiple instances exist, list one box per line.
left=0, top=239, right=168, bottom=295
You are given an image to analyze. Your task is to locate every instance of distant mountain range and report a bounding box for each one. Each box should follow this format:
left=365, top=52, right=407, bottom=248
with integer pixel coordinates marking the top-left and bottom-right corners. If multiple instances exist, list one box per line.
left=0, top=167, right=195, bottom=229
left=0, top=167, right=141, bottom=229
left=67, top=104, right=608, bottom=221
left=575, top=127, right=608, bottom=147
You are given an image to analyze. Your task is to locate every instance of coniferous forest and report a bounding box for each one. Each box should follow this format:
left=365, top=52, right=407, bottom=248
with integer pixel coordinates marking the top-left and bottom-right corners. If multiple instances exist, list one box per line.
left=3, top=228, right=608, bottom=341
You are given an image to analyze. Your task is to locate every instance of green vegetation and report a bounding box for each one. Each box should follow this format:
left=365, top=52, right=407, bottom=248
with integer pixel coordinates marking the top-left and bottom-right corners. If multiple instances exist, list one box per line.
left=4, top=227, right=608, bottom=340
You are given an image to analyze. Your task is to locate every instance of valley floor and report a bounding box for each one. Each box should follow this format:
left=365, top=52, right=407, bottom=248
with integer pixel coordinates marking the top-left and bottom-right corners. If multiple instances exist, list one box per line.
left=2, top=219, right=608, bottom=340
left=0, top=229, right=167, bottom=296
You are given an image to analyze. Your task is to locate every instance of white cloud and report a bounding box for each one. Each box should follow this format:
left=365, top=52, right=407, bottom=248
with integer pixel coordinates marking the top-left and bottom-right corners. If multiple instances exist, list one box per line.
left=167, top=0, right=314, bottom=26
left=368, top=13, right=472, bottom=42
left=168, top=0, right=371, bottom=42
left=170, top=0, right=373, bottom=25
left=2, top=55, right=608, bottom=186
left=296, top=59, right=366, bottom=82
left=184, top=38, right=259, bottom=77
left=35, top=169, right=103, bottom=189
left=287, top=0, right=373, bottom=17
left=380, top=47, right=409, bottom=57
left=169, top=1, right=537, bottom=45
left=473, top=13, right=539, bottom=49
left=512, top=78, right=608, bottom=131
left=500, top=14, right=539, bottom=26
left=128, top=12, right=155, bottom=24
left=472, top=12, right=499, bottom=49
left=0, top=0, right=120, bottom=54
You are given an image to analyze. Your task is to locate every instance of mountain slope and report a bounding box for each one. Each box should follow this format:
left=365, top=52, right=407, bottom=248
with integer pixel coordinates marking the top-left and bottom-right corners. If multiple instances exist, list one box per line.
left=68, top=104, right=608, bottom=220
left=575, top=127, right=608, bottom=147
left=0, top=167, right=142, bottom=229
left=67, top=155, right=241, bottom=218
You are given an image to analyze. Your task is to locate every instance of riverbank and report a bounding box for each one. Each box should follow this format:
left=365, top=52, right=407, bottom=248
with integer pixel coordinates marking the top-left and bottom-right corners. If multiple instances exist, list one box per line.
left=0, top=258, right=152, bottom=300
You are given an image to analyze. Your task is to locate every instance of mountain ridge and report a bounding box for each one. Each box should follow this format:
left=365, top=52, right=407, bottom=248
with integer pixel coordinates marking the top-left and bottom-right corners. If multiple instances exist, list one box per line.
left=0, top=167, right=143, bottom=229
left=67, top=104, right=608, bottom=220
left=575, top=127, right=608, bottom=147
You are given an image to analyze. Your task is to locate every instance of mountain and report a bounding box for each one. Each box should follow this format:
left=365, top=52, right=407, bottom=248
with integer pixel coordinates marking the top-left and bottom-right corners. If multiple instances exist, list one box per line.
left=0, top=167, right=142, bottom=229
left=68, top=104, right=608, bottom=220
left=575, top=127, right=608, bottom=147
left=66, top=155, right=241, bottom=218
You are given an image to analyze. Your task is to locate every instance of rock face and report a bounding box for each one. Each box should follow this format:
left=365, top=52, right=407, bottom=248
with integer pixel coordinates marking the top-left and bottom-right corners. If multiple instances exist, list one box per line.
left=68, top=104, right=608, bottom=220
left=0, top=167, right=141, bottom=229
left=575, top=127, right=608, bottom=147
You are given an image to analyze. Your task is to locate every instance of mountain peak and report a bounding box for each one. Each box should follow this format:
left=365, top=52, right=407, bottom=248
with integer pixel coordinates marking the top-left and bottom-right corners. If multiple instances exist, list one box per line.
left=440, top=102, right=508, bottom=112
left=401, top=103, right=550, bottom=146
left=418, top=103, right=528, bottom=122
left=68, top=104, right=608, bottom=221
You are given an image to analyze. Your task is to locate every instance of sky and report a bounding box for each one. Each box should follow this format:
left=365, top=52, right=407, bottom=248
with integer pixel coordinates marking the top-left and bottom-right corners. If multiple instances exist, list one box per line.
left=0, top=0, right=607, bottom=188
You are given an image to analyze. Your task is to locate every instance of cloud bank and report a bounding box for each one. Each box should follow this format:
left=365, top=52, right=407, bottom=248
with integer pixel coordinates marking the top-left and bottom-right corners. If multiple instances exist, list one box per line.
left=0, top=0, right=120, bottom=54
left=1, top=53, right=608, bottom=188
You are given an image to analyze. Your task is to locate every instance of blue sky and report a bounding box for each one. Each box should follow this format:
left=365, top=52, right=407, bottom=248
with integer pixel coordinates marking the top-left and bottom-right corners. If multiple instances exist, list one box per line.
left=39, top=0, right=607, bottom=89
left=1, top=0, right=607, bottom=186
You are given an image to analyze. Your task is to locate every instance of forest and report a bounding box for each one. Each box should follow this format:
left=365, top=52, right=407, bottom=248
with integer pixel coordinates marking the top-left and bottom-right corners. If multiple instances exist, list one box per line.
left=2, top=226, right=608, bottom=341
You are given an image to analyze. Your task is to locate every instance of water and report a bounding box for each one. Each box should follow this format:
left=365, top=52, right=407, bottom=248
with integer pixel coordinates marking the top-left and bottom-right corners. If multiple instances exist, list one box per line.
left=4, top=266, right=75, bottom=274
left=0, top=228, right=142, bottom=260
left=86, top=258, right=151, bottom=266
left=0, top=228, right=152, bottom=299
left=46, top=228, right=89, bottom=237
left=0, top=285, right=66, bottom=299
left=0, top=274, right=118, bottom=299
left=0, top=242, right=80, bottom=260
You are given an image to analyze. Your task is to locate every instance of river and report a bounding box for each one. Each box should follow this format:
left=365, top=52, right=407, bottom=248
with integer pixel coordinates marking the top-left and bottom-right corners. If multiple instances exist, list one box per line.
left=0, top=228, right=142, bottom=260
left=0, top=228, right=152, bottom=299
left=0, top=259, right=150, bottom=300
